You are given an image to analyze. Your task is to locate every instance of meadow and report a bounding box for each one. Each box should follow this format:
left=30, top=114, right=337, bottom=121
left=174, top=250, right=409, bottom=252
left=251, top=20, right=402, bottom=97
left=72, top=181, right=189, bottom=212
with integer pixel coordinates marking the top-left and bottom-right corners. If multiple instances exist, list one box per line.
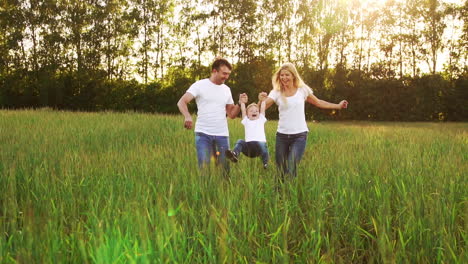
left=0, top=109, right=466, bottom=263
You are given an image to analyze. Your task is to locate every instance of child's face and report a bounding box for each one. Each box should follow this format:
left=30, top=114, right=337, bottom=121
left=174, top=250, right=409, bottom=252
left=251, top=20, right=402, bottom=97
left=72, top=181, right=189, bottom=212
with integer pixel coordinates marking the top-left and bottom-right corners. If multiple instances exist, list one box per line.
left=247, top=106, right=260, bottom=120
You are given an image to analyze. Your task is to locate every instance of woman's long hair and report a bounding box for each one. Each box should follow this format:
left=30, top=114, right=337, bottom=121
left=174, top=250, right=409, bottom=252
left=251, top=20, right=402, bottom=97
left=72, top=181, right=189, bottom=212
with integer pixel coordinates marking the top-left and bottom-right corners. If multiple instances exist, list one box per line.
left=272, top=63, right=312, bottom=105
left=272, top=63, right=306, bottom=93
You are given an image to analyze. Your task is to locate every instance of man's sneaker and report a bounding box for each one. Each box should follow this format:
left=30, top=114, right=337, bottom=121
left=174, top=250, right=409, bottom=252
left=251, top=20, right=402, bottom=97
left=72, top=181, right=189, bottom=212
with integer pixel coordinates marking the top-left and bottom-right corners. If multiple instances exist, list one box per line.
left=263, top=163, right=268, bottom=169
left=225, top=150, right=238, bottom=163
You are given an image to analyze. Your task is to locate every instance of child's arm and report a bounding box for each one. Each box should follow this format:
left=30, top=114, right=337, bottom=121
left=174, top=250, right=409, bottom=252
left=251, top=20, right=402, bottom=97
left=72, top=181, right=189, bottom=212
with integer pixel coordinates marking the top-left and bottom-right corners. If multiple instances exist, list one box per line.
left=260, top=99, right=266, bottom=116
left=240, top=102, right=246, bottom=119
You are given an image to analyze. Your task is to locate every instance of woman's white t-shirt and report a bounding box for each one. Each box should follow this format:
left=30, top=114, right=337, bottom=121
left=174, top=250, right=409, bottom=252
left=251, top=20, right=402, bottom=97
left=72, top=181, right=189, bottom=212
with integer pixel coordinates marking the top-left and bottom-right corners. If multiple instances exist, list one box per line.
left=186, top=79, right=234, bottom=136
left=268, top=86, right=313, bottom=134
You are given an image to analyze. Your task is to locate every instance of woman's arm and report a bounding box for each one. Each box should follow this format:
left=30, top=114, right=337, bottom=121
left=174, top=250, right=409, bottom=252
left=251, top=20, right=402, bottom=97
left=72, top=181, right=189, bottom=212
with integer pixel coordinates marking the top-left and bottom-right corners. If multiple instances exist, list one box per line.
left=306, top=94, right=348, bottom=110
left=259, top=92, right=275, bottom=110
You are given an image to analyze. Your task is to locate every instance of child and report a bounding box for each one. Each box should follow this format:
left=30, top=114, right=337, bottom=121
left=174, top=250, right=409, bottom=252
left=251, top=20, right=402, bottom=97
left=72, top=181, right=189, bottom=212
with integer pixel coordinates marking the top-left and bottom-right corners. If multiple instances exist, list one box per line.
left=225, top=98, right=269, bottom=169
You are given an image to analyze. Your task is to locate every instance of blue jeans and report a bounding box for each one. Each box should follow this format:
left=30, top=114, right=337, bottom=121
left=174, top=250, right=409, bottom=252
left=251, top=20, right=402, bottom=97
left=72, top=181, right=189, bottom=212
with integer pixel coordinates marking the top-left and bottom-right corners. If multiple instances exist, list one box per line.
left=275, top=132, right=308, bottom=179
left=195, top=132, right=230, bottom=175
left=232, top=140, right=269, bottom=165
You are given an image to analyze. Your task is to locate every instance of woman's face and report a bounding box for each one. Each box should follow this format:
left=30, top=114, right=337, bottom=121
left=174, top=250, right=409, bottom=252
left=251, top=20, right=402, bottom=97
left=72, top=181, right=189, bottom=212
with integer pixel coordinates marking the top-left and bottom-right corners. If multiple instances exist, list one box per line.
left=279, top=70, right=294, bottom=87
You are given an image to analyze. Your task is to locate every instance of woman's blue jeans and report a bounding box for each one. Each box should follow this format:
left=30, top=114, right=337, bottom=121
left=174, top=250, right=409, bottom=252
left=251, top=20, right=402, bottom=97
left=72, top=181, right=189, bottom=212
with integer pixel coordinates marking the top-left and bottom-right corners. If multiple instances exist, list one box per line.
left=195, top=132, right=230, bottom=175
left=275, top=131, right=308, bottom=180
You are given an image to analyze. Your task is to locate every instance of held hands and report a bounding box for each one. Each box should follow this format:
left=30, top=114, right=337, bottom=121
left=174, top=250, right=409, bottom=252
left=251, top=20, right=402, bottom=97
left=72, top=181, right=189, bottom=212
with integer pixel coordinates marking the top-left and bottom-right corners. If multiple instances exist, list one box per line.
left=258, top=92, right=268, bottom=102
left=239, top=93, right=248, bottom=104
left=338, top=100, right=348, bottom=109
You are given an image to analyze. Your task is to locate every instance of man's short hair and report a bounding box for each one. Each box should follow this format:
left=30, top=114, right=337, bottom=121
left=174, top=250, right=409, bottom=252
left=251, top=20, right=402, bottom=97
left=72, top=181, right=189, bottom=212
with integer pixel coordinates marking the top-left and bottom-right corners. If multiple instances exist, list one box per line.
left=212, top=58, right=232, bottom=71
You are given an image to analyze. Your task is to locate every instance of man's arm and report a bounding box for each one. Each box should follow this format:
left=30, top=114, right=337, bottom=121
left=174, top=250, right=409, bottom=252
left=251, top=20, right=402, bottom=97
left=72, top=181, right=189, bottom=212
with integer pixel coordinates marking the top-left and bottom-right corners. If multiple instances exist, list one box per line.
left=177, top=92, right=195, bottom=129
left=226, top=104, right=241, bottom=119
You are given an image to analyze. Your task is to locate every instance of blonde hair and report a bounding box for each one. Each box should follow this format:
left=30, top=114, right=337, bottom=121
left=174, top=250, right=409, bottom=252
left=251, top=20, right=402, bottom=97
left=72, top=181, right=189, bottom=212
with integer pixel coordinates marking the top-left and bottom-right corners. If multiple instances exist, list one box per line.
left=246, top=103, right=259, bottom=111
left=272, top=63, right=312, bottom=105
left=272, top=63, right=306, bottom=92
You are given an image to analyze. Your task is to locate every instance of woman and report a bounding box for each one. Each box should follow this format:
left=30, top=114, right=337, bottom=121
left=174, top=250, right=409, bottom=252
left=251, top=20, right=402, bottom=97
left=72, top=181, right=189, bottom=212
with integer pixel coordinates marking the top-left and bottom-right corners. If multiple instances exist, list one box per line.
left=260, top=63, right=348, bottom=180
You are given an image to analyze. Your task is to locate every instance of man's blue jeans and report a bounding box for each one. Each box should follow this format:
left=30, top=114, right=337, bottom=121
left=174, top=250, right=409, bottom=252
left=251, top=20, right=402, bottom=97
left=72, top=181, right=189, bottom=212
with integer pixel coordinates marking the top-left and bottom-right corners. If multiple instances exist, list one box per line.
left=232, top=140, right=269, bottom=165
left=275, top=132, right=308, bottom=179
left=195, top=132, right=230, bottom=175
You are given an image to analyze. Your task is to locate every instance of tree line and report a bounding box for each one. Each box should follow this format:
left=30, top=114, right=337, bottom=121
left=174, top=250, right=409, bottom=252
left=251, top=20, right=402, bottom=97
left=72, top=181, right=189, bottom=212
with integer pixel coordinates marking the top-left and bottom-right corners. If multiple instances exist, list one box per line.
left=0, top=0, right=467, bottom=121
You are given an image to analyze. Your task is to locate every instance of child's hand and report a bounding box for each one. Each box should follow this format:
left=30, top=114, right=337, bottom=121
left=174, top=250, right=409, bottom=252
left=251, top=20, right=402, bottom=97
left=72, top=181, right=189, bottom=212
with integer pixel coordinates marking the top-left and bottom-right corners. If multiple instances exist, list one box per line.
left=239, top=93, right=248, bottom=104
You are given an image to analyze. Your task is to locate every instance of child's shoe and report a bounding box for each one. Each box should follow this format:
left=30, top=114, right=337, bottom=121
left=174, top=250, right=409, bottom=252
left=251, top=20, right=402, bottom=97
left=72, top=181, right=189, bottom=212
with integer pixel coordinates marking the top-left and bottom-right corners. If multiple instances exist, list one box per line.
left=263, top=163, right=268, bottom=169
left=225, top=150, right=239, bottom=163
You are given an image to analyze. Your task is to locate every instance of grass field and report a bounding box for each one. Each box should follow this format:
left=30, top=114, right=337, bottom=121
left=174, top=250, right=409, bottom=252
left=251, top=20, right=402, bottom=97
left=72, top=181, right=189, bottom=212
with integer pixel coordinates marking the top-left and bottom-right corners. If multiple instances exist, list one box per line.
left=0, top=109, right=466, bottom=263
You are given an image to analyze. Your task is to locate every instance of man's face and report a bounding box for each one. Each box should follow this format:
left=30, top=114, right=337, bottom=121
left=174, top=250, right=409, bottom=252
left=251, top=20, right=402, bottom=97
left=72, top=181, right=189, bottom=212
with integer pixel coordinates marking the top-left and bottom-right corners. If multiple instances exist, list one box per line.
left=212, top=65, right=231, bottom=85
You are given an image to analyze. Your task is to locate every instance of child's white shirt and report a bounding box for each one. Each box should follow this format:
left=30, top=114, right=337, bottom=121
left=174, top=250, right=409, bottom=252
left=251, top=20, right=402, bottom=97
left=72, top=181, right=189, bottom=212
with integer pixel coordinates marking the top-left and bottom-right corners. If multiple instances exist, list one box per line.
left=241, top=114, right=267, bottom=142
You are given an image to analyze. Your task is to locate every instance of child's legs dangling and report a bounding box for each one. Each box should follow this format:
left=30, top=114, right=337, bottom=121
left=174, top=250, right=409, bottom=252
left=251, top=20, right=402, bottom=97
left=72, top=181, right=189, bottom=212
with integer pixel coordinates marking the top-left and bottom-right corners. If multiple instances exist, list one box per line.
left=232, top=139, right=247, bottom=156
left=258, top=142, right=269, bottom=165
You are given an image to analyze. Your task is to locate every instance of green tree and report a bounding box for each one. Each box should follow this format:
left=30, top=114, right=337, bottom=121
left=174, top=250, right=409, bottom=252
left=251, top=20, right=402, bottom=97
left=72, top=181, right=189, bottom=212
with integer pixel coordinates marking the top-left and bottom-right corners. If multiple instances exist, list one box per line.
left=259, top=0, right=295, bottom=64
left=130, top=0, right=157, bottom=84
left=420, top=0, right=447, bottom=74
left=230, top=0, right=258, bottom=63
left=152, top=0, right=173, bottom=79
left=402, top=0, right=424, bottom=77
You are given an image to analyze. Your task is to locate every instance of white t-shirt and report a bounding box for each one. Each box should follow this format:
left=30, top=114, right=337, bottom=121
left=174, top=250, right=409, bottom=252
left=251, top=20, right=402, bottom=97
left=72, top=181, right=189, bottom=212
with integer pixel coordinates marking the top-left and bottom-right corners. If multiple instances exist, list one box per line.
left=186, top=79, right=234, bottom=136
left=268, top=86, right=313, bottom=134
left=241, top=114, right=267, bottom=142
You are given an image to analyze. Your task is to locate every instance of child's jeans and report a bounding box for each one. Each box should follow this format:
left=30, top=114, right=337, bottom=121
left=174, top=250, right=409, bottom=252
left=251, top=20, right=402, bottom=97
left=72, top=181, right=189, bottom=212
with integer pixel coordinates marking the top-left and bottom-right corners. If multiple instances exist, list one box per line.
left=232, top=140, right=269, bottom=165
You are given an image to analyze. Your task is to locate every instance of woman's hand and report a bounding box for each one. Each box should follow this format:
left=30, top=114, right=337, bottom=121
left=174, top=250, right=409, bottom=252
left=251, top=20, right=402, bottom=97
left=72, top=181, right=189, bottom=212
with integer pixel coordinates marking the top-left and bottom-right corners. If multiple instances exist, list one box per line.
left=338, top=100, right=348, bottom=109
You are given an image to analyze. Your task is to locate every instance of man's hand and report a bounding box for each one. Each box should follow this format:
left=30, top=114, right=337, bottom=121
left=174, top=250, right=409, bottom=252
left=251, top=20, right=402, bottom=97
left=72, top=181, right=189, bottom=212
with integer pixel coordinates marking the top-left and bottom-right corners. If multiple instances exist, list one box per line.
left=177, top=92, right=195, bottom=129
left=239, top=93, right=248, bottom=104
left=184, top=116, right=193, bottom=129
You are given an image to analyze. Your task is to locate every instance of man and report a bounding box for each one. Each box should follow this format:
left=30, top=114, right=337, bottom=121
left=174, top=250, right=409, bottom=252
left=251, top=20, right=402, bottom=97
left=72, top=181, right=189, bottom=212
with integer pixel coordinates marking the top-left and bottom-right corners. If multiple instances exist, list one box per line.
left=177, top=58, right=248, bottom=176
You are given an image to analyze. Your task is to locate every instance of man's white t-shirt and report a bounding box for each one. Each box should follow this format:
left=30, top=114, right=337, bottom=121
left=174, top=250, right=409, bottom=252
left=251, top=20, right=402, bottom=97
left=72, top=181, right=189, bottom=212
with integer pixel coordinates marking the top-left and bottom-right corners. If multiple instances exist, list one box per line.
left=241, top=114, right=267, bottom=142
left=268, top=86, right=313, bottom=134
left=186, top=79, right=234, bottom=136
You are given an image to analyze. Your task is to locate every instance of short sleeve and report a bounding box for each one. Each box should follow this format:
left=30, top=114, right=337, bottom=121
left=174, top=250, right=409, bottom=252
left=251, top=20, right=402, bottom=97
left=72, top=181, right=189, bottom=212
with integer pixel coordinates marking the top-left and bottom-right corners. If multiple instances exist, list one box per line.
left=226, top=87, right=234, bottom=105
left=186, top=82, right=199, bottom=97
left=302, top=85, right=313, bottom=99
left=268, top=90, right=279, bottom=103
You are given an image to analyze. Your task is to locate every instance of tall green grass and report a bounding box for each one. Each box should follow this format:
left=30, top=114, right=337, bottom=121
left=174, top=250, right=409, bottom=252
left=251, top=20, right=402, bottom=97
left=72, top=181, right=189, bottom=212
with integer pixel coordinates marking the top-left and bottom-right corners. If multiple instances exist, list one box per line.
left=1, top=109, right=466, bottom=263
